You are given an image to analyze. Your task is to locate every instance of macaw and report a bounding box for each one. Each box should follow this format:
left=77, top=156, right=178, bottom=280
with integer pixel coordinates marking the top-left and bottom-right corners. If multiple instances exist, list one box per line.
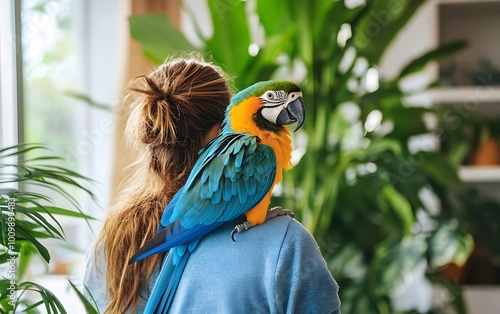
left=129, top=80, right=305, bottom=313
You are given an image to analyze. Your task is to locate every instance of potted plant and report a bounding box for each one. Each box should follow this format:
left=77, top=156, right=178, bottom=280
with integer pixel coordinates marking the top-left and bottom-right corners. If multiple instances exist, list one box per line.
left=471, top=117, right=500, bottom=166
left=0, top=143, right=98, bottom=313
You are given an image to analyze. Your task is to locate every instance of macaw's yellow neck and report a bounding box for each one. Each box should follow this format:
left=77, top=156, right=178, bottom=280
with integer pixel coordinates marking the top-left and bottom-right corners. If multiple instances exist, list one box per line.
left=228, top=96, right=293, bottom=183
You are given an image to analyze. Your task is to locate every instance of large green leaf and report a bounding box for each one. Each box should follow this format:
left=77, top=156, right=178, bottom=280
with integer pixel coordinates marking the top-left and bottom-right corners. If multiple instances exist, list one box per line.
left=17, top=241, right=38, bottom=279
left=129, top=14, right=196, bottom=64
left=382, top=184, right=414, bottom=235
left=373, top=237, right=426, bottom=296
left=206, top=0, right=251, bottom=79
left=31, top=206, right=95, bottom=220
left=16, top=205, right=65, bottom=240
left=239, top=27, right=296, bottom=85
left=15, top=281, right=67, bottom=314
left=256, top=0, right=293, bottom=37
left=427, top=221, right=473, bottom=268
left=398, top=40, right=467, bottom=78
left=68, top=281, right=99, bottom=314
left=312, top=0, right=368, bottom=66
left=64, top=91, right=113, bottom=111
left=15, top=227, right=51, bottom=263
left=353, top=0, right=427, bottom=63
left=340, top=277, right=380, bottom=314
left=353, top=138, right=402, bottom=160
left=383, top=107, right=430, bottom=140
left=422, top=154, right=461, bottom=187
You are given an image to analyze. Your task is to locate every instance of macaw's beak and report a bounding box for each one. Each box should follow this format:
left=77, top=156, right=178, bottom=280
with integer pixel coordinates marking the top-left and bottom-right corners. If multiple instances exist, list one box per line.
left=276, top=92, right=305, bottom=132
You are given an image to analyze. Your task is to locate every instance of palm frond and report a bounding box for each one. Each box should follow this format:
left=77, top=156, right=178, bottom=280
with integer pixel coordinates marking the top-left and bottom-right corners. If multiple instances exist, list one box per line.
left=0, top=143, right=97, bottom=312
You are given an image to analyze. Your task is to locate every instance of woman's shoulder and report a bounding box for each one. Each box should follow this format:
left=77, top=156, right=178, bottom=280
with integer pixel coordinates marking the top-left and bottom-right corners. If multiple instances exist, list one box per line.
left=255, top=214, right=318, bottom=248
left=204, top=214, right=312, bottom=247
left=249, top=214, right=302, bottom=237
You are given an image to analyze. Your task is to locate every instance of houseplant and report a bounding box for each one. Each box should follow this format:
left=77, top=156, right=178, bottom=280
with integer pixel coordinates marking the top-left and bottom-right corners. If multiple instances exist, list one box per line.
left=0, top=143, right=98, bottom=313
left=128, top=0, right=500, bottom=313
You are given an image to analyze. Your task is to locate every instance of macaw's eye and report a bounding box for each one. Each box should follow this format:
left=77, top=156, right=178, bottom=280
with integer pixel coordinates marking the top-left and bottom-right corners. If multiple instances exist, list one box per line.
left=266, top=92, right=274, bottom=100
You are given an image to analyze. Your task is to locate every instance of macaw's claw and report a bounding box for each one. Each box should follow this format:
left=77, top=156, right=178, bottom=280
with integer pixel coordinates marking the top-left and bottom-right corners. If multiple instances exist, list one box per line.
left=231, top=207, right=295, bottom=242
left=231, top=221, right=255, bottom=242
left=267, top=206, right=295, bottom=220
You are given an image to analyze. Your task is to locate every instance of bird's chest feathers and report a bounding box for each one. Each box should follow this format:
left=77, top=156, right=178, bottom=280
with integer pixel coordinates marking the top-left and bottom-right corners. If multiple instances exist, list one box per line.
left=228, top=97, right=293, bottom=182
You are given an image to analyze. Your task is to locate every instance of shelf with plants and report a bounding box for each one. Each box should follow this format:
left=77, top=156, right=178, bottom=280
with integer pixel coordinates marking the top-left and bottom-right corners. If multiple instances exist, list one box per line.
left=438, top=0, right=500, bottom=87
left=434, top=94, right=500, bottom=183
left=431, top=1, right=500, bottom=312
left=435, top=0, right=500, bottom=184
left=443, top=115, right=500, bottom=183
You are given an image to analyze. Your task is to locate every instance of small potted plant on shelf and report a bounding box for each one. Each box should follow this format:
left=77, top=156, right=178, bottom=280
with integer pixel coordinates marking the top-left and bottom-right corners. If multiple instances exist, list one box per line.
left=473, top=60, right=500, bottom=86
left=471, top=117, right=500, bottom=166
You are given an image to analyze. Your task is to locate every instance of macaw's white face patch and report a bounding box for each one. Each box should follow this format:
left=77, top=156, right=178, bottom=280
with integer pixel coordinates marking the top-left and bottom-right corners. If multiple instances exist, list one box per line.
left=260, top=91, right=303, bottom=125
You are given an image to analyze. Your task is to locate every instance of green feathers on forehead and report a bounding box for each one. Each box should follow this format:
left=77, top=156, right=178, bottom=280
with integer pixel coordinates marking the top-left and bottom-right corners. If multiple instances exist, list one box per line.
left=230, top=81, right=301, bottom=105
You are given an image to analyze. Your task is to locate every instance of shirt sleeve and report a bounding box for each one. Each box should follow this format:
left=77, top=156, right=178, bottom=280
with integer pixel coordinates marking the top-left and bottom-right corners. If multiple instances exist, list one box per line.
left=274, top=220, right=341, bottom=314
left=83, top=244, right=110, bottom=313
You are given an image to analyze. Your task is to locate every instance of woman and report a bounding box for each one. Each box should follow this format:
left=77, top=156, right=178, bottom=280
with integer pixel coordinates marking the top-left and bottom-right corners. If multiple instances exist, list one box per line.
left=84, top=57, right=340, bottom=313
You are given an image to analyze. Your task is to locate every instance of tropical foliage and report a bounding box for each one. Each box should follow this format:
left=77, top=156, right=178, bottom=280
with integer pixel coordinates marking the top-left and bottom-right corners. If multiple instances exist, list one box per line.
left=127, top=0, right=500, bottom=313
left=0, top=144, right=98, bottom=313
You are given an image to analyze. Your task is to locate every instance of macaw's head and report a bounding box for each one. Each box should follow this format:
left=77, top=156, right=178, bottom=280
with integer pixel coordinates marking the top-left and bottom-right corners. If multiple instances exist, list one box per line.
left=223, top=81, right=305, bottom=135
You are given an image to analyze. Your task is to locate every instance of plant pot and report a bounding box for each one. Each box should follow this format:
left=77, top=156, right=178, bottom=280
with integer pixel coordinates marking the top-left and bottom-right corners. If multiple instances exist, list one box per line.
left=442, top=262, right=466, bottom=283
left=472, top=138, right=500, bottom=166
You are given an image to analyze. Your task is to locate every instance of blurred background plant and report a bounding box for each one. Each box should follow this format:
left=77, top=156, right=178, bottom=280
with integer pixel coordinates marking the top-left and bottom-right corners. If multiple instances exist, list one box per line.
left=0, top=143, right=98, bottom=313
left=72, top=0, right=500, bottom=313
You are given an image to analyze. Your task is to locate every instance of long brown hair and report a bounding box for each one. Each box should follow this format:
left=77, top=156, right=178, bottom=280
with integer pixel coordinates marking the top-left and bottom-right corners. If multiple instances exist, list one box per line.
left=97, top=58, right=231, bottom=313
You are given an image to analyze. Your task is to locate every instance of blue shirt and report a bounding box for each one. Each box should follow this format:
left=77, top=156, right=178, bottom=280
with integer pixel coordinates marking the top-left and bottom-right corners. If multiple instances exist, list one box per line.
left=84, top=216, right=341, bottom=313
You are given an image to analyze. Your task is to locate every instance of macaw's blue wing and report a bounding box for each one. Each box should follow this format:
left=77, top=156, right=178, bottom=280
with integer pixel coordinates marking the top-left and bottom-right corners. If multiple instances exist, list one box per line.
left=130, top=133, right=277, bottom=313
left=129, top=133, right=277, bottom=264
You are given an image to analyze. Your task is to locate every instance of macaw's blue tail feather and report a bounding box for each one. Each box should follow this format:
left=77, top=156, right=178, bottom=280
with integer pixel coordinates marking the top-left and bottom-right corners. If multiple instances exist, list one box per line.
left=145, top=248, right=191, bottom=314
left=129, top=221, right=224, bottom=264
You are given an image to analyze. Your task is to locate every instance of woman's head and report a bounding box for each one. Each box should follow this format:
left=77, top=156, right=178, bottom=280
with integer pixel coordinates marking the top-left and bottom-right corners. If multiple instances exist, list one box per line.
left=128, top=58, right=231, bottom=184
left=100, top=57, right=231, bottom=314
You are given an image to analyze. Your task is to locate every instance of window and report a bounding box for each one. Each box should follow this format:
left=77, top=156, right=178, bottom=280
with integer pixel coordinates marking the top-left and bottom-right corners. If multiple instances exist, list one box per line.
left=2, top=0, right=122, bottom=307
left=22, top=0, right=82, bottom=160
left=0, top=0, right=22, bottom=150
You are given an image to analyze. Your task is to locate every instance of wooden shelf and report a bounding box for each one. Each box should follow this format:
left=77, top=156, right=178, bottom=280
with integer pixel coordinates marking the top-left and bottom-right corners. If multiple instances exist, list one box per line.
left=428, top=87, right=500, bottom=105
left=459, top=166, right=500, bottom=182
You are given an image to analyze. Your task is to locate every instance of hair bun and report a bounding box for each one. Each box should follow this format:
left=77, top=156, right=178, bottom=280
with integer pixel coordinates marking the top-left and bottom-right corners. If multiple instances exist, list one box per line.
left=126, top=58, right=230, bottom=153
left=134, top=75, right=182, bottom=147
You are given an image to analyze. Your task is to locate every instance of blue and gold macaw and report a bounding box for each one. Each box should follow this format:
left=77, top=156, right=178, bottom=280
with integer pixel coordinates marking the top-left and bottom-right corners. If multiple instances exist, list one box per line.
left=129, top=80, right=305, bottom=313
